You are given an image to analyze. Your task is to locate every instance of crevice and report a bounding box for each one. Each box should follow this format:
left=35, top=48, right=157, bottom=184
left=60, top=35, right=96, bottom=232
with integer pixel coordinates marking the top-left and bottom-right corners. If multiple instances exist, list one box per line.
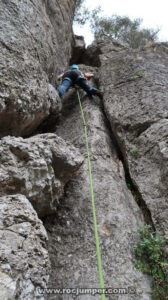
left=33, top=112, right=61, bottom=135
left=36, top=50, right=155, bottom=231
left=109, top=124, right=155, bottom=229
left=103, top=108, right=155, bottom=229
left=0, top=40, right=20, bottom=54
left=114, top=76, right=143, bottom=87
left=135, top=121, right=155, bottom=137
left=94, top=79, right=155, bottom=229
left=77, top=46, right=101, bottom=67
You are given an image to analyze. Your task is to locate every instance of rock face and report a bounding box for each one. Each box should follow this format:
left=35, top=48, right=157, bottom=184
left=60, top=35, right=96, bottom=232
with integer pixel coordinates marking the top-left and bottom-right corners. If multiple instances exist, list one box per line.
left=99, top=43, right=168, bottom=244
left=45, top=68, right=151, bottom=300
left=0, top=0, right=75, bottom=137
left=70, top=35, right=85, bottom=64
left=80, top=40, right=128, bottom=67
left=0, top=194, right=49, bottom=300
left=1, top=0, right=168, bottom=298
left=0, top=134, right=83, bottom=216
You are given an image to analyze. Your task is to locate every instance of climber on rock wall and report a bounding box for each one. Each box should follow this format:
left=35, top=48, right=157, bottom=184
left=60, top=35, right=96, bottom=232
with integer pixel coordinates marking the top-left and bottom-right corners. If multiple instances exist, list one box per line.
left=57, top=64, right=103, bottom=99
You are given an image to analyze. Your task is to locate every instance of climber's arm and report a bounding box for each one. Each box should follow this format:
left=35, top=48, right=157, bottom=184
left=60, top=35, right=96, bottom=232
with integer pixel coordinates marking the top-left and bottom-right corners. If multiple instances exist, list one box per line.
left=84, top=72, right=94, bottom=80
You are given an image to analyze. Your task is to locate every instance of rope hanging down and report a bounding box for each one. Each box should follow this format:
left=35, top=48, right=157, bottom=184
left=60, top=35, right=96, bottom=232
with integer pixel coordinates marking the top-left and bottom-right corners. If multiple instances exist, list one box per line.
left=77, top=90, right=106, bottom=300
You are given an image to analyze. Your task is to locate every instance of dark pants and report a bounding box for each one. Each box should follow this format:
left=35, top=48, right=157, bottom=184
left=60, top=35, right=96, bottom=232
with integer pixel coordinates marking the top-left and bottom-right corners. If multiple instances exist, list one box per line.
left=77, top=78, right=99, bottom=96
left=58, top=77, right=99, bottom=98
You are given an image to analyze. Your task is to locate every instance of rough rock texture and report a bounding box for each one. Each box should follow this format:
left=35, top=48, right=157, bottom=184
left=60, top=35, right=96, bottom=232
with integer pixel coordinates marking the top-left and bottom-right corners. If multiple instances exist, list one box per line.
left=0, top=0, right=75, bottom=137
left=99, top=43, right=168, bottom=245
left=0, top=133, right=83, bottom=217
left=45, top=68, right=151, bottom=300
left=70, top=35, right=85, bottom=64
left=80, top=40, right=128, bottom=67
left=0, top=194, right=49, bottom=300
left=1, top=0, right=168, bottom=297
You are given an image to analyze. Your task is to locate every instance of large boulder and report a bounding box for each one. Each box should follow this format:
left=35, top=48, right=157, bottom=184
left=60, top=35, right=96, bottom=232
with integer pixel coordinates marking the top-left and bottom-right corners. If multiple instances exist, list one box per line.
left=99, top=43, right=168, bottom=243
left=0, top=0, right=75, bottom=137
left=0, top=194, right=49, bottom=300
left=0, top=133, right=83, bottom=216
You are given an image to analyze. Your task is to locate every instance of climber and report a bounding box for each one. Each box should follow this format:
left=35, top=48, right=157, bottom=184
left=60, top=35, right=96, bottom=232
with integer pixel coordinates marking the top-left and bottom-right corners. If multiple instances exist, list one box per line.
left=57, top=64, right=103, bottom=99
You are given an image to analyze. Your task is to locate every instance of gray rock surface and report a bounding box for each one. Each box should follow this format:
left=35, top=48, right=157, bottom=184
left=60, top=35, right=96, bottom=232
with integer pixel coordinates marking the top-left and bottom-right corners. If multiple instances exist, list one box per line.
left=45, top=73, right=151, bottom=299
left=99, top=43, right=168, bottom=243
left=0, top=194, right=49, bottom=300
left=0, top=133, right=83, bottom=216
left=0, top=0, right=75, bottom=137
left=70, top=35, right=86, bottom=64
left=1, top=0, right=168, bottom=297
left=80, top=40, right=128, bottom=67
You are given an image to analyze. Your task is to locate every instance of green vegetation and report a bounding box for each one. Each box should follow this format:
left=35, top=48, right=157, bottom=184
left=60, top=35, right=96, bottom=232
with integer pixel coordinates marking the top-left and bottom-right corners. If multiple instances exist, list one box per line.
left=74, top=1, right=159, bottom=48
left=90, top=14, right=159, bottom=49
left=74, top=0, right=90, bottom=25
left=138, top=71, right=145, bottom=78
left=134, top=224, right=168, bottom=299
left=129, top=75, right=136, bottom=81
left=127, top=71, right=145, bottom=82
left=132, top=147, right=139, bottom=158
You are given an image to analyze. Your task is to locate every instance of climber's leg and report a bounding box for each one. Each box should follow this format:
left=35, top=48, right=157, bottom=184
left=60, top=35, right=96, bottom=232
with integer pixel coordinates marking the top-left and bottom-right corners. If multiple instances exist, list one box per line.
left=58, top=78, right=72, bottom=98
left=89, top=87, right=103, bottom=99
left=76, top=78, right=103, bottom=99
left=76, top=78, right=93, bottom=95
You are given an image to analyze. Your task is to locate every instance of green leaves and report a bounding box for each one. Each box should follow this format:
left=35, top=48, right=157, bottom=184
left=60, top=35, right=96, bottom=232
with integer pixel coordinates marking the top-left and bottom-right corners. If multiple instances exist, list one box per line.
left=74, top=1, right=160, bottom=49
left=90, top=14, right=160, bottom=48
left=92, top=15, right=159, bottom=48
left=74, top=0, right=90, bottom=26
left=134, top=225, right=168, bottom=299
left=132, top=147, right=139, bottom=158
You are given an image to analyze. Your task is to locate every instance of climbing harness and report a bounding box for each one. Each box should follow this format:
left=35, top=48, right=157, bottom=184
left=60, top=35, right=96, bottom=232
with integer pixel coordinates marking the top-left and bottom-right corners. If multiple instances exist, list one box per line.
left=76, top=90, right=106, bottom=300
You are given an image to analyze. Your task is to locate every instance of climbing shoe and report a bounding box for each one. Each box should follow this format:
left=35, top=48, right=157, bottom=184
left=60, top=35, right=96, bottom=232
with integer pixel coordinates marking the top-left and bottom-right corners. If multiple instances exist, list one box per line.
left=95, top=90, right=103, bottom=100
left=91, top=88, right=103, bottom=100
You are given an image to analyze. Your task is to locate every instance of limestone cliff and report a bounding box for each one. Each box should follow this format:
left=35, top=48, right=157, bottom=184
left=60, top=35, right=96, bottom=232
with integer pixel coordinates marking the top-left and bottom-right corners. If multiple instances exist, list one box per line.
left=0, top=1, right=168, bottom=300
left=0, top=0, right=75, bottom=137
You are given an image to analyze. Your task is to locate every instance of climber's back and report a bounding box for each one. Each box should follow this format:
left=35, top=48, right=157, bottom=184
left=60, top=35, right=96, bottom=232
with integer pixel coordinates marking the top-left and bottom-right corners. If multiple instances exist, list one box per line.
left=62, top=67, right=83, bottom=84
left=57, top=64, right=102, bottom=99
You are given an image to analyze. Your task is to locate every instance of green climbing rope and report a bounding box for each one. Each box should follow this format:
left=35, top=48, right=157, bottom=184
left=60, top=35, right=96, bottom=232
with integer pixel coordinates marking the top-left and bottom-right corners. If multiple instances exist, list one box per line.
left=77, top=90, right=106, bottom=300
